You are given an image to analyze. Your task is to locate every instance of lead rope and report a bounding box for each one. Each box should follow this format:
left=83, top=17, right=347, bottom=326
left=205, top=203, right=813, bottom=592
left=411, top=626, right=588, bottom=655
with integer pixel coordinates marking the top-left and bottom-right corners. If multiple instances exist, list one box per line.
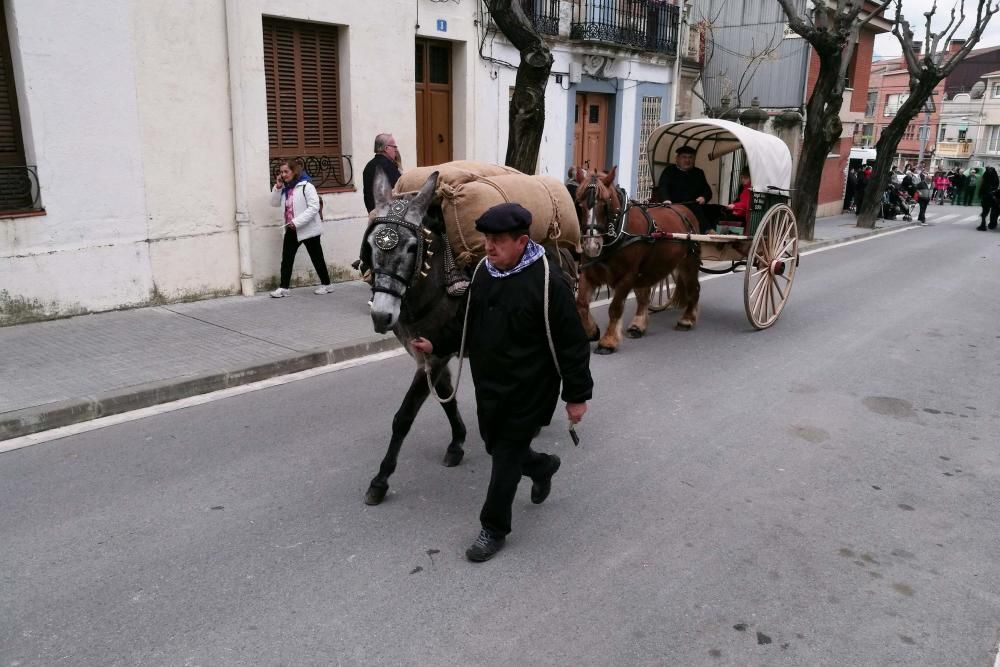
left=541, top=253, right=561, bottom=378
left=424, top=257, right=486, bottom=404
left=425, top=253, right=562, bottom=403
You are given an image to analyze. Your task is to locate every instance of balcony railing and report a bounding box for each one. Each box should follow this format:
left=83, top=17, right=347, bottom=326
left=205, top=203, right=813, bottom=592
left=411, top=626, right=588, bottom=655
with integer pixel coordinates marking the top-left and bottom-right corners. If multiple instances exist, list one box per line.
left=570, top=0, right=679, bottom=55
left=269, top=154, right=354, bottom=191
left=936, top=140, right=973, bottom=158
left=519, top=0, right=560, bottom=36
left=0, top=166, right=43, bottom=214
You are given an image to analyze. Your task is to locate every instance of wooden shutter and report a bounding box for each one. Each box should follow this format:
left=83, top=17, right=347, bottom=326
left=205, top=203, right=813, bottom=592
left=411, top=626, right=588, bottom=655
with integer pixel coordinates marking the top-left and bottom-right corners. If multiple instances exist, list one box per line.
left=0, top=10, right=26, bottom=168
left=263, top=18, right=342, bottom=158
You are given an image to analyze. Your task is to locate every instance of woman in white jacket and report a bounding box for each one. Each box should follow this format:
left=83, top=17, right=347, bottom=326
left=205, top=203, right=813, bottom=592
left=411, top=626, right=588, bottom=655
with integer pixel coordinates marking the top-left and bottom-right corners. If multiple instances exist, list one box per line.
left=269, top=158, right=331, bottom=297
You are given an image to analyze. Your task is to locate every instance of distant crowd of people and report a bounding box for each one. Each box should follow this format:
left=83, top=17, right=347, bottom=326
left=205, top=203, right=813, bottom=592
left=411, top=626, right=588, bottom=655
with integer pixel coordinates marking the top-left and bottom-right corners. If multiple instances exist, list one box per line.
left=843, top=162, right=1000, bottom=229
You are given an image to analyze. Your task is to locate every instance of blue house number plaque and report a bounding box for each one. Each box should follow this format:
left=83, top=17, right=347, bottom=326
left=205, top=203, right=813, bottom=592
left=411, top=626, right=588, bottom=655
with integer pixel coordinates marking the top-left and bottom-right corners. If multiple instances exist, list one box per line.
left=436, top=19, right=447, bottom=32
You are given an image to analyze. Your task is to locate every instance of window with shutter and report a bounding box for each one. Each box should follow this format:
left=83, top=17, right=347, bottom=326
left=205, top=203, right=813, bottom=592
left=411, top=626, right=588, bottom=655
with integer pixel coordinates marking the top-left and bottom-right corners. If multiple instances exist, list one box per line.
left=0, top=8, right=40, bottom=214
left=262, top=17, right=352, bottom=191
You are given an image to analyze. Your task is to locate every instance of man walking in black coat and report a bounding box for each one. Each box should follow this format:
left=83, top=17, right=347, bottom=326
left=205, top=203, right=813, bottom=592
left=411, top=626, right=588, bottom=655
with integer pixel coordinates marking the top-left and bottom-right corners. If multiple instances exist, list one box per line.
left=654, top=145, right=715, bottom=232
left=412, top=203, right=594, bottom=562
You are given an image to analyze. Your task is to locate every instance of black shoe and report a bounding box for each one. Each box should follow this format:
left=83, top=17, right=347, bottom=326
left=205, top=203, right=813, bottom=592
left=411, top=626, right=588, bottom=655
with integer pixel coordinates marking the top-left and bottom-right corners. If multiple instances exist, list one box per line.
left=466, top=529, right=505, bottom=562
left=990, top=223, right=997, bottom=230
left=530, top=455, right=561, bottom=505
left=977, top=224, right=987, bottom=231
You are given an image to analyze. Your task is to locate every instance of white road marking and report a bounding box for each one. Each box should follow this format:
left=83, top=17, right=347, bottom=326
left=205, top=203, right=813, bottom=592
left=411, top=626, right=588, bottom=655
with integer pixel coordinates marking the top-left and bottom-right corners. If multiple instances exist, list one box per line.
left=0, top=223, right=934, bottom=452
left=0, top=349, right=408, bottom=453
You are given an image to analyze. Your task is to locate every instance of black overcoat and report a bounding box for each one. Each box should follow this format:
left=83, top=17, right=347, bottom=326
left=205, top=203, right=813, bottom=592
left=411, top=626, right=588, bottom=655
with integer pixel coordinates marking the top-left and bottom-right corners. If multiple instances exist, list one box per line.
left=431, top=254, right=594, bottom=440
left=362, top=154, right=401, bottom=213
left=655, top=164, right=713, bottom=204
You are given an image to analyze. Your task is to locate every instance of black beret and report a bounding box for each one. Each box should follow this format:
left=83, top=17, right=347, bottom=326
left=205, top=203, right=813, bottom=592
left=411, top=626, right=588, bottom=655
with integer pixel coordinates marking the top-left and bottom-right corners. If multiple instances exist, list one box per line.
left=475, top=202, right=532, bottom=234
left=675, top=145, right=696, bottom=155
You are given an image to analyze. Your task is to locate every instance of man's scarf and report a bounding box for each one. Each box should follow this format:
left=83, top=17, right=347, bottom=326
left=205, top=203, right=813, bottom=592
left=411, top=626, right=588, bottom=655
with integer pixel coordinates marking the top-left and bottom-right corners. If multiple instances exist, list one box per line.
left=486, top=239, right=544, bottom=278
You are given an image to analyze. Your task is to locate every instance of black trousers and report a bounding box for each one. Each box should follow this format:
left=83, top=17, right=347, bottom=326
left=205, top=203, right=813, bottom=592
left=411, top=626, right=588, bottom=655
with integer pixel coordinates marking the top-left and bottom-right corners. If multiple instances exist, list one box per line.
left=917, top=199, right=929, bottom=222
left=979, top=201, right=1000, bottom=227
left=280, top=231, right=330, bottom=288
left=480, top=432, right=555, bottom=537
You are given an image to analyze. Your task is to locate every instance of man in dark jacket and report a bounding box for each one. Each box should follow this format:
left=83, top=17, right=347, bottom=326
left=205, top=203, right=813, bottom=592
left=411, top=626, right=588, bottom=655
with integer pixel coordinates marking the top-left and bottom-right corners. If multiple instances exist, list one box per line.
left=362, top=133, right=401, bottom=213
left=356, top=134, right=403, bottom=283
left=411, top=203, right=594, bottom=563
left=654, top=145, right=715, bottom=232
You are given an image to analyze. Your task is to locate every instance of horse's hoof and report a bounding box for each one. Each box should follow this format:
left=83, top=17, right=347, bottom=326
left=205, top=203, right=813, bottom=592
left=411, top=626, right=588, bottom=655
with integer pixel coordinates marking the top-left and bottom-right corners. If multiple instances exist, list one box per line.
left=625, top=326, right=645, bottom=339
left=442, top=448, right=464, bottom=467
left=675, top=321, right=693, bottom=331
left=594, top=345, right=616, bottom=355
left=588, top=327, right=601, bottom=342
left=365, top=485, right=387, bottom=506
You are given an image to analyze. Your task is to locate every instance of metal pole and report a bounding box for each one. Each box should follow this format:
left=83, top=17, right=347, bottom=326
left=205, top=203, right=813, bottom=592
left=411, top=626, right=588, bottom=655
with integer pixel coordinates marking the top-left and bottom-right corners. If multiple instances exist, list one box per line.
left=917, top=108, right=931, bottom=169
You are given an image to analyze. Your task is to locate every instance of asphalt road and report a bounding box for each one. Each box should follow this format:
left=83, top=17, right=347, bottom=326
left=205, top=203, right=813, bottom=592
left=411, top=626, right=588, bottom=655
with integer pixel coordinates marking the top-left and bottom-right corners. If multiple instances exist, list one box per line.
left=2, top=222, right=999, bottom=666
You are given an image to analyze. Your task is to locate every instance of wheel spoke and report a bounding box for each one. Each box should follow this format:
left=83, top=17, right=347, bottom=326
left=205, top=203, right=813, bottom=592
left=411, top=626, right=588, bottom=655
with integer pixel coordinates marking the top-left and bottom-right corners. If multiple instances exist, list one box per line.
left=752, top=274, right=769, bottom=318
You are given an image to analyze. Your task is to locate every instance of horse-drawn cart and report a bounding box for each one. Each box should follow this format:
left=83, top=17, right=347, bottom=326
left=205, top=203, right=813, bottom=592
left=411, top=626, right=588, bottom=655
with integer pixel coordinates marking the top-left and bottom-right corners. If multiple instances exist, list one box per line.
left=645, top=119, right=799, bottom=330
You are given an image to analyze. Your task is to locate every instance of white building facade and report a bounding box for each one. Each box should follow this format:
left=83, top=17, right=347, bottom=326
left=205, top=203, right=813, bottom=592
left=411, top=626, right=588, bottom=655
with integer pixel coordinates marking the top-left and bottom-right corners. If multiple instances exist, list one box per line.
left=0, top=0, right=683, bottom=325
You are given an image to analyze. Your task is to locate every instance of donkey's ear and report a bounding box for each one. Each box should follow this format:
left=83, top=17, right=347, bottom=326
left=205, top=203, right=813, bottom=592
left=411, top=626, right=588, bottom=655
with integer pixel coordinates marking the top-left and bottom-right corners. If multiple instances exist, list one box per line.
left=602, top=165, right=618, bottom=186
left=373, top=169, right=393, bottom=208
left=410, top=171, right=439, bottom=214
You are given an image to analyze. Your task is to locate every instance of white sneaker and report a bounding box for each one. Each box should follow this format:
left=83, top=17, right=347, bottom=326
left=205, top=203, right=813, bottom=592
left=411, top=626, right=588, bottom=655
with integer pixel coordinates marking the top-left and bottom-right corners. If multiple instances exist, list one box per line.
left=313, top=285, right=332, bottom=295
left=270, top=287, right=290, bottom=298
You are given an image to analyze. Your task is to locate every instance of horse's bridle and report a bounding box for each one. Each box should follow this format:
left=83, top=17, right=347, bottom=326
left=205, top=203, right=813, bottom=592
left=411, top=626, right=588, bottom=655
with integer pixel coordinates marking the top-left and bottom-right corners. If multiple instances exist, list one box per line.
left=580, top=174, right=625, bottom=245
left=368, top=199, right=431, bottom=299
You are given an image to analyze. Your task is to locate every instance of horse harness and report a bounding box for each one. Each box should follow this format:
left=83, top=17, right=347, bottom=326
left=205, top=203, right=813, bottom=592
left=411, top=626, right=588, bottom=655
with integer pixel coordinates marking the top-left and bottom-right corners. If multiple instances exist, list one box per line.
left=579, top=174, right=699, bottom=268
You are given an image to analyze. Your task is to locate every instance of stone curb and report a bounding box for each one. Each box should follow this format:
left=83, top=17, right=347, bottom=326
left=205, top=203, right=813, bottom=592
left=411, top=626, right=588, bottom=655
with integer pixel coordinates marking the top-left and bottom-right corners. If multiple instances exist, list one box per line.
left=799, top=221, right=918, bottom=252
left=0, top=336, right=400, bottom=442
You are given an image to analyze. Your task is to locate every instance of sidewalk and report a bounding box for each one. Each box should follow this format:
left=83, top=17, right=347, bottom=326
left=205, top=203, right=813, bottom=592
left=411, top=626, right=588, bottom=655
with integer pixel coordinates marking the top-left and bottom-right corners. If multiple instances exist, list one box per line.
left=0, top=213, right=913, bottom=441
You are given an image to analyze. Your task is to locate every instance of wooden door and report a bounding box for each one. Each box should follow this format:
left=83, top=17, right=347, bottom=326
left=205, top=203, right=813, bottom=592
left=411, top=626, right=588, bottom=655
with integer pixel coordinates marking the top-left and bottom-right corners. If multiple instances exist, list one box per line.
left=573, top=93, right=610, bottom=172
left=415, top=39, right=452, bottom=167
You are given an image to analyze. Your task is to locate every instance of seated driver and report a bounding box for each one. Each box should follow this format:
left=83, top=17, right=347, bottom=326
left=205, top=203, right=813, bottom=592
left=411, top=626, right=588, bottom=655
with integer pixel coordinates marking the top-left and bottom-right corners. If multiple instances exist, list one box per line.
left=654, top=145, right=715, bottom=233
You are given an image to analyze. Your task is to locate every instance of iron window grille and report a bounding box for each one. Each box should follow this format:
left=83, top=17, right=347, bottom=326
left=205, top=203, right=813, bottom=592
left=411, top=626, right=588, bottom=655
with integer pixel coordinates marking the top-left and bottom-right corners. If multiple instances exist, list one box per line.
left=269, top=155, right=354, bottom=190
left=0, top=165, right=42, bottom=213
left=570, top=0, right=679, bottom=56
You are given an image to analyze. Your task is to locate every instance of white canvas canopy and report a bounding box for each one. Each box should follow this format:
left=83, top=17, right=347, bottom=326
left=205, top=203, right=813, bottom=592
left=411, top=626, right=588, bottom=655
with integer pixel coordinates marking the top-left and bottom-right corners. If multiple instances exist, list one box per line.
left=647, top=119, right=792, bottom=194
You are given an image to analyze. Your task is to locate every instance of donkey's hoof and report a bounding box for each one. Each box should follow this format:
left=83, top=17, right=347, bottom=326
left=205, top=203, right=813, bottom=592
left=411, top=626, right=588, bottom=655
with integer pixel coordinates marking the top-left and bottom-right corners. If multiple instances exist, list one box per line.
left=365, top=485, right=388, bottom=506
left=675, top=320, right=693, bottom=331
left=588, top=326, right=601, bottom=342
left=594, top=344, right=617, bottom=355
left=625, top=325, right=645, bottom=339
left=442, top=448, right=464, bottom=467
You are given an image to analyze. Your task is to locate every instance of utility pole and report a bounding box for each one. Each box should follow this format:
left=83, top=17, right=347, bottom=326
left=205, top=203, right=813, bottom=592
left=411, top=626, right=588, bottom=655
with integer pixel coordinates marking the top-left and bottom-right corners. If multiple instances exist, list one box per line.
left=916, top=93, right=935, bottom=169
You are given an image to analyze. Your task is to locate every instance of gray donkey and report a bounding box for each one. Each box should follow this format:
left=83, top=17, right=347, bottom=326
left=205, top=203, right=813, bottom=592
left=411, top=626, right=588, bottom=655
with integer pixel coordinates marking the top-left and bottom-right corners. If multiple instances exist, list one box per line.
left=363, top=170, right=468, bottom=505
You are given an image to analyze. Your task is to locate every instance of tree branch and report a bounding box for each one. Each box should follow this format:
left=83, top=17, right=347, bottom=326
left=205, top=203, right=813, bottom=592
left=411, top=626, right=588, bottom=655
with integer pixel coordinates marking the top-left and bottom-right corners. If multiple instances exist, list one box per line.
left=941, top=0, right=999, bottom=76
left=857, top=0, right=893, bottom=31
left=776, top=0, right=815, bottom=40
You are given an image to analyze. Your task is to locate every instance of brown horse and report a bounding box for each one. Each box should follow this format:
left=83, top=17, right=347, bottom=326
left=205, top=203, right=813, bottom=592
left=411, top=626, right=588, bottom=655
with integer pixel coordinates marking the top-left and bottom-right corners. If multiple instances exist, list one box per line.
left=573, top=166, right=701, bottom=354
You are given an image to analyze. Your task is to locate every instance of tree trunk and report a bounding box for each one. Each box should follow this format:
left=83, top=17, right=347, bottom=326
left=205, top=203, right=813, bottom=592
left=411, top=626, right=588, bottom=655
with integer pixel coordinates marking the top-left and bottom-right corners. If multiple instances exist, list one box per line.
left=486, top=0, right=554, bottom=174
left=791, top=50, right=844, bottom=241
left=856, top=79, right=940, bottom=228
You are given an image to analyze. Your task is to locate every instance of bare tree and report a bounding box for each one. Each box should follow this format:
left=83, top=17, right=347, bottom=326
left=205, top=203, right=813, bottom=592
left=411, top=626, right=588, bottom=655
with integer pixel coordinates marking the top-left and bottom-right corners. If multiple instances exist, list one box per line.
left=856, top=0, right=999, bottom=227
left=484, top=0, right=553, bottom=173
left=777, top=0, right=892, bottom=240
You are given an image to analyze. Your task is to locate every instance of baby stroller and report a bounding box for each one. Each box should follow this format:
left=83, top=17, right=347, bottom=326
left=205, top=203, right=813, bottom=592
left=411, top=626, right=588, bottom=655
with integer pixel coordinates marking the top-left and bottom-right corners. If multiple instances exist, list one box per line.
left=881, top=185, right=914, bottom=221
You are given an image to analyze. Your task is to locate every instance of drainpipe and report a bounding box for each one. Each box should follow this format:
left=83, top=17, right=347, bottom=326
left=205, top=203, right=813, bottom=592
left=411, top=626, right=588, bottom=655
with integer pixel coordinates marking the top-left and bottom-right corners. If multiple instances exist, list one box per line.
left=668, top=0, right=689, bottom=121
left=224, top=0, right=255, bottom=296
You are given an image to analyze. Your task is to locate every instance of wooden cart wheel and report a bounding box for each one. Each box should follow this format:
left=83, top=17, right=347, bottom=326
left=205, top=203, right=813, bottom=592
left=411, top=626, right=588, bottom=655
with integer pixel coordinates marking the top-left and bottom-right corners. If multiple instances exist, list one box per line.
left=744, top=204, right=798, bottom=330
left=647, top=275, right=674, bottom=312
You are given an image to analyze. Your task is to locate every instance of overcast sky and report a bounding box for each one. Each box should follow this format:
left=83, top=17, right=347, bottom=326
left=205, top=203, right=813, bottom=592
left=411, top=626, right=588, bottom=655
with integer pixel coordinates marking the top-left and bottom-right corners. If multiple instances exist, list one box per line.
left=873, top=0, right=1000, bottom=57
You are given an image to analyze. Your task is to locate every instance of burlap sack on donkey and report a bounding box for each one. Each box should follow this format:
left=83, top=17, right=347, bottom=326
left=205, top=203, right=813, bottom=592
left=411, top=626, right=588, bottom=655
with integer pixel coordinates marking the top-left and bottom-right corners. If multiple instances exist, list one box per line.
left=439, top=174, right=580, bottom=268
left=393, top=161, right=521, bottom=196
